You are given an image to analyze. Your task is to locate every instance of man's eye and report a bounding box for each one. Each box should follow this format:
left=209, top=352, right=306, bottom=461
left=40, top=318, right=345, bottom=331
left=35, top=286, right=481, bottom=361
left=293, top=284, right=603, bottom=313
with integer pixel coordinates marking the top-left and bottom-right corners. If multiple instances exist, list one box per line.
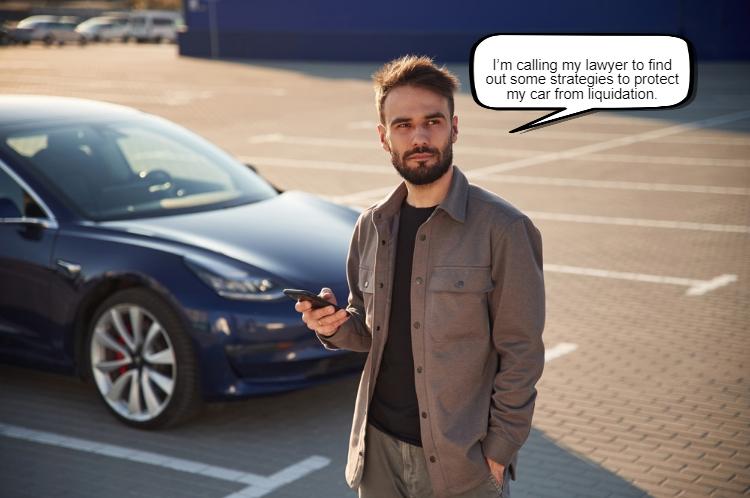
left=397, top=123, right=411, bottom=129
left=427, top=119, right=440, bottom=125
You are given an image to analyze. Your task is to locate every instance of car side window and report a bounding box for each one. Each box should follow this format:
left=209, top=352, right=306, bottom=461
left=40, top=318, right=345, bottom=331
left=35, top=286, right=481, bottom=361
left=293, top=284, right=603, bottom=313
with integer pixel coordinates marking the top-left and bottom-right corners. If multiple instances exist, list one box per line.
left=0, top=167, right=45, bottom=219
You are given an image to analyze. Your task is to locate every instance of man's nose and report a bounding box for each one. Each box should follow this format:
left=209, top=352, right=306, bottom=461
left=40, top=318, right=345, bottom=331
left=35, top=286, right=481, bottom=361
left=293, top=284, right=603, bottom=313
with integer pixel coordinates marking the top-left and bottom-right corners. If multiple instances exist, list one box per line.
left=411, top=125, right=430, bottom=146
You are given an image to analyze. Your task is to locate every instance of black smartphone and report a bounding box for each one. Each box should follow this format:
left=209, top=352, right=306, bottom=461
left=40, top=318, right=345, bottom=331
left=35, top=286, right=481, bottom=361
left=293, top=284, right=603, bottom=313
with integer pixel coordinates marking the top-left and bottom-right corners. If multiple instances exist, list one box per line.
left=283, top=289, right=343, bottom=311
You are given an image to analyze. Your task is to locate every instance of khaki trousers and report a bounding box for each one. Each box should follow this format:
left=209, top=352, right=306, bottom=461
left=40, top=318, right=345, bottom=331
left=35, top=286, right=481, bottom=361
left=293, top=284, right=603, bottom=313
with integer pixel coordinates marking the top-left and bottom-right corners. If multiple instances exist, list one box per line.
left=358, top=424, right=511, bottom=498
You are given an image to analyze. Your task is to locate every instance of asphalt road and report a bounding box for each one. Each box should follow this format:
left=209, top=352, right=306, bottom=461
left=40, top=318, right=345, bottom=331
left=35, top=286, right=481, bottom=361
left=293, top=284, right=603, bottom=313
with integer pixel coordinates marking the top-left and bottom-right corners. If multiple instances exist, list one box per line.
left=0, top=43, right=748, bottom=498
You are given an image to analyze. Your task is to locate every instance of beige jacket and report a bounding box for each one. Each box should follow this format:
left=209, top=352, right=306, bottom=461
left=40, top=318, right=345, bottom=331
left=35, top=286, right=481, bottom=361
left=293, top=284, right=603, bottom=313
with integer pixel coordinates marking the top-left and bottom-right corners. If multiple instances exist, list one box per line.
left=318, top=165, right=545, bottom=497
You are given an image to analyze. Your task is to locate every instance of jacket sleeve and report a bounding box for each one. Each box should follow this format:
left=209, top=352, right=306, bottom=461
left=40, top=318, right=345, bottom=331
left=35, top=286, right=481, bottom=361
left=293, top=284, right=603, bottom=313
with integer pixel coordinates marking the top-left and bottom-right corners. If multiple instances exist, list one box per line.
left=481, top=215, right=546, bottom=467
left=315, top=211, right=373, bottom=352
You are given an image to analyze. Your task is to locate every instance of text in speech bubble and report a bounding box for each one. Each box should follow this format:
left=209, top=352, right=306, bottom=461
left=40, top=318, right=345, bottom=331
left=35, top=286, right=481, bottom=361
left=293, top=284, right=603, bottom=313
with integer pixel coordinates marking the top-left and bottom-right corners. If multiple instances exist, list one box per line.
left=470, top=35, right=694, bottom=132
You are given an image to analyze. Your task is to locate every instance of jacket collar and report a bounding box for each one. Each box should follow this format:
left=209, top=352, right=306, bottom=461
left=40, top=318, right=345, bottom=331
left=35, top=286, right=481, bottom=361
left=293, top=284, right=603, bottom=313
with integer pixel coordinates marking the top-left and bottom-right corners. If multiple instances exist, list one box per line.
left=372, top=165, right=469, bottom=224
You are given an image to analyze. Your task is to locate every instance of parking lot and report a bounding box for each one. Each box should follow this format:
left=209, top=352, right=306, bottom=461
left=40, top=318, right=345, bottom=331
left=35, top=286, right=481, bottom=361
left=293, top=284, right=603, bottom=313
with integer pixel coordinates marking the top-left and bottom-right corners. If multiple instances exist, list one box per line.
left=0, top=44, right=748, bottom=498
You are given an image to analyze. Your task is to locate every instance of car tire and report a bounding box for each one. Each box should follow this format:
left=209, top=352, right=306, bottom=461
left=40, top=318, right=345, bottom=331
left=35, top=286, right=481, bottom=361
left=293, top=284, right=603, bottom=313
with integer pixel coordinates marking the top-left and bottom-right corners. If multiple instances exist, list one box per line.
left=43, top=35, right=54, bottom=46
left=86, top=288, right=201, bottom=429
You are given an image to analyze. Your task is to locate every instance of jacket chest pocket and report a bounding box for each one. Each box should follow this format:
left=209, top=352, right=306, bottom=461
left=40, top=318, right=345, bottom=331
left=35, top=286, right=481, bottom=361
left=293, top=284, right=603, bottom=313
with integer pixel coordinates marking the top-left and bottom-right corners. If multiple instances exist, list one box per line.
left=358, top=266, right=375, bottom=331
left=427, top=266, right=494, bottom=342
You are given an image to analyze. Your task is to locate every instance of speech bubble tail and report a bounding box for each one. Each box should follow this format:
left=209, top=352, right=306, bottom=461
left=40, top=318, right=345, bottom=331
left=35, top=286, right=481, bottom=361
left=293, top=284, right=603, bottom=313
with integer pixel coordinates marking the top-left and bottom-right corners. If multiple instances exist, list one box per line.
left=510, top=108, right=592, bottom=133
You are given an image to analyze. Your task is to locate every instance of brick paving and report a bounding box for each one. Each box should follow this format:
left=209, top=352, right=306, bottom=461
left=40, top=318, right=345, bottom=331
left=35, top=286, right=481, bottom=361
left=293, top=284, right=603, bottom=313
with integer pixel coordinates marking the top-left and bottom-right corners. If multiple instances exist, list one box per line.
left=0, top=44, right=748, bottom=498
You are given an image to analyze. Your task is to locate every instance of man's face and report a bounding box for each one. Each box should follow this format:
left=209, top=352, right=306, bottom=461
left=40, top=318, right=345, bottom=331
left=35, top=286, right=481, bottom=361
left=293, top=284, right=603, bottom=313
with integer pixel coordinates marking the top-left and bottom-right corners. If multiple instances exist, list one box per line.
left=378, top=85, right=458, bottom=186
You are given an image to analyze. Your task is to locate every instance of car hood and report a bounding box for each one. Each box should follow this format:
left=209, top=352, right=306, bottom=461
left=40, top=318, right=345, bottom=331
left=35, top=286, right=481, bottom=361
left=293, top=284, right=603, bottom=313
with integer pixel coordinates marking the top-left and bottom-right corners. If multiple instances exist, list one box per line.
left=99, top=191, right=359, bottom=288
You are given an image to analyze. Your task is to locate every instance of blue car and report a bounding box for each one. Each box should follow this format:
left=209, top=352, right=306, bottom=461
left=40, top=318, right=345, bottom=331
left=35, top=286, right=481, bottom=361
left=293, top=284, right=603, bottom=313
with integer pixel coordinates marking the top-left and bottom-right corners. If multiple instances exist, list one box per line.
left=0, top=95, right=363, bottom=428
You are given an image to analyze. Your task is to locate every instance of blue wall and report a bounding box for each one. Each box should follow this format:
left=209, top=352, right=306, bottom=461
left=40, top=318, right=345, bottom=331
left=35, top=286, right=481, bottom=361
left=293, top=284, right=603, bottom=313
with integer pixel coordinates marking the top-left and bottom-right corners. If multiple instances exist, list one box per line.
left=179, top=0, right=750, bottom=61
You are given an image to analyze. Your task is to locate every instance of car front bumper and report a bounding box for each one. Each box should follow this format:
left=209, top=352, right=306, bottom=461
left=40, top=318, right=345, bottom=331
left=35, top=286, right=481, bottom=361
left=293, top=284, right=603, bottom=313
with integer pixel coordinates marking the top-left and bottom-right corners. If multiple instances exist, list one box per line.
left=176, top=283, right=365, bottom=400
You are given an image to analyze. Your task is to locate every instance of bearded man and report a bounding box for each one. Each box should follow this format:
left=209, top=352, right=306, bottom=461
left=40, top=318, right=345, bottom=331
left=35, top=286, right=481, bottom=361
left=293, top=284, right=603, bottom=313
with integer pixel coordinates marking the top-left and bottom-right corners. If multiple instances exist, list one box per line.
left=295, top=55, right=545, bottom=498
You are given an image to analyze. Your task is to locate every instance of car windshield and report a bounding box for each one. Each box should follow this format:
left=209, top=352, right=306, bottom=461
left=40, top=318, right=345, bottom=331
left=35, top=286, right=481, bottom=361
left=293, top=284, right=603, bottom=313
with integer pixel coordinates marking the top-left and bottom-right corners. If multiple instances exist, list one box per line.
left=1, top=116, right=278, bottom=221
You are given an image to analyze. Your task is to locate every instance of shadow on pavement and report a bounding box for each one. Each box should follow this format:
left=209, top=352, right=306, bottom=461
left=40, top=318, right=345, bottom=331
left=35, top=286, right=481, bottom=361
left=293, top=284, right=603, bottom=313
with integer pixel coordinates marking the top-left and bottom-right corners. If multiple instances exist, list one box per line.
left=1, top=364, right=653, bottom=498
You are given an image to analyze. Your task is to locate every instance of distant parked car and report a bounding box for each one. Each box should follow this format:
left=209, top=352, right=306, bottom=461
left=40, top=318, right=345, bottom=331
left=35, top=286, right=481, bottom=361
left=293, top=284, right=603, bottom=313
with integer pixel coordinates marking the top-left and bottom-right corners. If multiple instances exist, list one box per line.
left=11, top=16, right=86, bottom=46
left=0, top=95, right=363, bottom=429
left=130, top=10, right=182, bottom=43
left=76, top=16, right=129, bottom=42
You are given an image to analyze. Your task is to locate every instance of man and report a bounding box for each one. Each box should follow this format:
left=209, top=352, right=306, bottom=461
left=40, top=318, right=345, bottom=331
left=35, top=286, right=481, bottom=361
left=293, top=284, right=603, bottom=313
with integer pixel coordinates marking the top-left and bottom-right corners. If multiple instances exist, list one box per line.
left=295, top=55, right=545, bottom=498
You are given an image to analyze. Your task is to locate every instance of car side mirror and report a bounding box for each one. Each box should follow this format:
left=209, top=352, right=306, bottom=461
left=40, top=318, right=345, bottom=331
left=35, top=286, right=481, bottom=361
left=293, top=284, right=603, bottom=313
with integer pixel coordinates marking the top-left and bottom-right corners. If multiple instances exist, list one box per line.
left=0, top=197, right=22, bottom=218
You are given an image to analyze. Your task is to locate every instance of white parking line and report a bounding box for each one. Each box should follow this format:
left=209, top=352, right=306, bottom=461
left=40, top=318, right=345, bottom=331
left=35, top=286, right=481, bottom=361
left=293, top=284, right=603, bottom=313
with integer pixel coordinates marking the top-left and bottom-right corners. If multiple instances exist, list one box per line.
left=581, top=153, right=750, bottom=169
left=241, top=155, right=389, bottom=174
left=544, top=265, right=737, bottom=296
left=545, top=343, right=578, bottom=362
left=0, top=423, right=330, bottom=498
left=524, top=211, right=750, bottom=234
left=482, top=175, right=750, bottom=196
left=461, top=127, right=750, bottom=147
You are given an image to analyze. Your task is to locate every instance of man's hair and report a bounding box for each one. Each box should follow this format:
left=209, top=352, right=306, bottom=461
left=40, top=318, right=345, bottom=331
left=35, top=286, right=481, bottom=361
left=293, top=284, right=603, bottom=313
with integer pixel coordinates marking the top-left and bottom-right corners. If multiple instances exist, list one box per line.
left=373, top=55, right=460, bottom=125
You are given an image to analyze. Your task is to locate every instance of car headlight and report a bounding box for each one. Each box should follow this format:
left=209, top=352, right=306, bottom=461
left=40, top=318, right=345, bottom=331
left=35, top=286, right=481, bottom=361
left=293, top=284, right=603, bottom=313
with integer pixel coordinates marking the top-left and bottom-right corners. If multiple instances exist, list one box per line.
left=184, top=254, right=285, bottom=301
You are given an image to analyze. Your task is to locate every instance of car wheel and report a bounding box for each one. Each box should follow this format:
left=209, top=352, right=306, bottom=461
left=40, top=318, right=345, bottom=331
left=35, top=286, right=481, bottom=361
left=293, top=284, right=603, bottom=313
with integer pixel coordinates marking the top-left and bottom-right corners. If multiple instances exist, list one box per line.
left=87, top=288, right=201, bottom=429
left=43, top=35, right=54, bottom=46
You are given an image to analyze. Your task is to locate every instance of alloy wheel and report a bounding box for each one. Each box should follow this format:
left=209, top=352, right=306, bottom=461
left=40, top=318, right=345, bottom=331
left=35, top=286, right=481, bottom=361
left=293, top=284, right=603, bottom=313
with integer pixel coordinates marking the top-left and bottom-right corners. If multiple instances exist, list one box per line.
left=90, top=304, right=177, bottom=422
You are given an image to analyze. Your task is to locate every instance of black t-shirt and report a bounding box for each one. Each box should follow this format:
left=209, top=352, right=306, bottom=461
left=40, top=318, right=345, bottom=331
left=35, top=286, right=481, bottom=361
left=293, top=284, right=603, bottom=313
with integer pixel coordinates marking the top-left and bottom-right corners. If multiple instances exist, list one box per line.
left=368, top=199, right=436, bottom=447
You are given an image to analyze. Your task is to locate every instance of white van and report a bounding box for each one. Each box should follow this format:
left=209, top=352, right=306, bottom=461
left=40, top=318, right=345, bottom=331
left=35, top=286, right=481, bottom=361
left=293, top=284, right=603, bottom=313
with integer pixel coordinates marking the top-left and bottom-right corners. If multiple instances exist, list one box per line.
left=129, top=10, right=182, bottom=43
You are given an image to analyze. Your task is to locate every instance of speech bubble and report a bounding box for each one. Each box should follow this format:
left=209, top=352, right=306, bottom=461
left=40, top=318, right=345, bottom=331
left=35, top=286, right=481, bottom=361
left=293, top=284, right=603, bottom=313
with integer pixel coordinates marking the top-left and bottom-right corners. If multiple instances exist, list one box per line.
left=470, top=34, right=694, bottom=133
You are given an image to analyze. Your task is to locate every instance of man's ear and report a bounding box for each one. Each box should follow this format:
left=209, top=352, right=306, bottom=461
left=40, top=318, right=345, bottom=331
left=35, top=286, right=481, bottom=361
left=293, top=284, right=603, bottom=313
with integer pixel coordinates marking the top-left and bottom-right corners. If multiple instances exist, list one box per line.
left=451, top=115, right=459, bottom=143
left=377, top=123, right=391, bottom=152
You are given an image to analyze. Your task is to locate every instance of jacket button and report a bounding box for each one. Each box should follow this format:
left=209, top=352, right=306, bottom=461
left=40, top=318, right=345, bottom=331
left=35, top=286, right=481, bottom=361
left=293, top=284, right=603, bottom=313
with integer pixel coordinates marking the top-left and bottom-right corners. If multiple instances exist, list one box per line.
left=415, top=277, right=423, bottom=285
left=455, top=280, right=464, bottom=288
left=413, top=321, right=420, bottom=329
left=421, top=412, right=427, bottom=419
left=379, top=282, right=383, bottom=288
left=419, top=234, right=426, bottom=241
left=429, top=456, right=436, bottom=463
left=364, top=281, right=369, bottom=288
left=416, top=366, right=423, bottom=373
left=381, top=239, right=386, bottom=245
left=376, top=326, right=381, bottom=331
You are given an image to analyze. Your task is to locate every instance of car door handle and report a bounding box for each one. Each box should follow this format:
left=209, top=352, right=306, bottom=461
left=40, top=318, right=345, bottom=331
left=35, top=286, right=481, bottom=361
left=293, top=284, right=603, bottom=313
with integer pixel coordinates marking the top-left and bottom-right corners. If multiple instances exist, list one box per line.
left=56, top=259, right=81, bottom=278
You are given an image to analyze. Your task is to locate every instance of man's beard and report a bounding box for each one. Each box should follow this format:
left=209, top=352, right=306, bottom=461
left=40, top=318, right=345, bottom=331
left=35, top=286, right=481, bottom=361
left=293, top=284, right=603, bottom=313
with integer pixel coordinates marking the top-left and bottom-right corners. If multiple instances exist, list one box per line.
left=390, top=142, right=453, bottom=186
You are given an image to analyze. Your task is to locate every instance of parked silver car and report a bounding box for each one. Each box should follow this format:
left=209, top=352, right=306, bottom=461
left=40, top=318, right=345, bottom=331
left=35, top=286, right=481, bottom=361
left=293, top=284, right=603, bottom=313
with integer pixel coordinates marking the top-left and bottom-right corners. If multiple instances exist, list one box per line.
left=75, top=16, right=130, bottom=42
left=12, top=16, right=86, bottom=46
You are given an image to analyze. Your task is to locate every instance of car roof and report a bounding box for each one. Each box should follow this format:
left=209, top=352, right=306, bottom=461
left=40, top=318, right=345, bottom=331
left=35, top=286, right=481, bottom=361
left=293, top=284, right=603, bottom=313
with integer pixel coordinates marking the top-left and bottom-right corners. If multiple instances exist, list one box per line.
left=0, top=95, right=143, bottom=128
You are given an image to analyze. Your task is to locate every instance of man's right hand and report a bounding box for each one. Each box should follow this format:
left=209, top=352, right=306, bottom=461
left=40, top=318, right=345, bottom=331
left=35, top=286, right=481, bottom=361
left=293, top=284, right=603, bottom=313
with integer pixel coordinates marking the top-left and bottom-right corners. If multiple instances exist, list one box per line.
left=295, top=287, right=349, bottom=337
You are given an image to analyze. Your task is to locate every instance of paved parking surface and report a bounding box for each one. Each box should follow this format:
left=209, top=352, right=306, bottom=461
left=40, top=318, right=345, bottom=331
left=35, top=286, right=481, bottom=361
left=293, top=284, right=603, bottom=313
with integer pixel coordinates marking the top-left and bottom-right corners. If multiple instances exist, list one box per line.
left=0, top=44, right=748, bottom=498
